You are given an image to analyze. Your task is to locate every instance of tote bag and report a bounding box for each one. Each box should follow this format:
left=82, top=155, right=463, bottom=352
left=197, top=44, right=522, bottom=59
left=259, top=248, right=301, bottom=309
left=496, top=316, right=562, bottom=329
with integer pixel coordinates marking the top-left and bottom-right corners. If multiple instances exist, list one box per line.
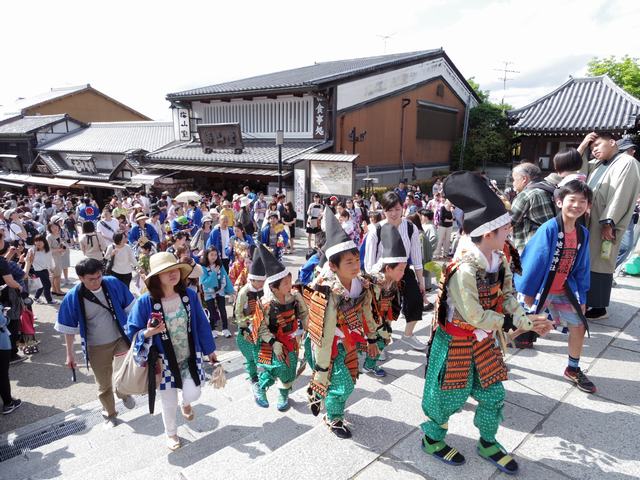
left=113, top=331, right=159, bottom=397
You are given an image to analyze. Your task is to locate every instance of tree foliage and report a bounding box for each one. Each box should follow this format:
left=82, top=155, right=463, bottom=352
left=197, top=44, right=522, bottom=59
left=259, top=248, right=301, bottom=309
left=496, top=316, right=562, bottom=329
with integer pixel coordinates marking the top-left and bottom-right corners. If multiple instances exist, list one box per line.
left=587, top=55, right=640, bottom=98
left=452, top=80, right=513, bottom=171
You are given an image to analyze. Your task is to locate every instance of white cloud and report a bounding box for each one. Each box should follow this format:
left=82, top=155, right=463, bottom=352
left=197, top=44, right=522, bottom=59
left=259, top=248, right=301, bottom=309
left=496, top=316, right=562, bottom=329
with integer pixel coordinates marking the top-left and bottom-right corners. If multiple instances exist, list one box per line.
left=0, top=0, right=638, bottom=120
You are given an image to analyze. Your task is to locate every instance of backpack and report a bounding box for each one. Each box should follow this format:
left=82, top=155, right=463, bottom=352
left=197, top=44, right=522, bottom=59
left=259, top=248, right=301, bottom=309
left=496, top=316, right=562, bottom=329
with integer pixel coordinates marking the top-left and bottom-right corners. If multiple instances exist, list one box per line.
left=24, top=221, right=38, bottom=246
left=525, top=180, right=557, bottom=216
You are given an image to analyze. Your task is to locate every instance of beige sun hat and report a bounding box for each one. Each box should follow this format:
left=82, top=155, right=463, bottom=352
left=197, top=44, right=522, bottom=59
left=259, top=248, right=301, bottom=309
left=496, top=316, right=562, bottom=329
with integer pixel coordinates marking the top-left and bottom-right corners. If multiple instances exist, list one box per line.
left=144, top=252, right=193, bottom=287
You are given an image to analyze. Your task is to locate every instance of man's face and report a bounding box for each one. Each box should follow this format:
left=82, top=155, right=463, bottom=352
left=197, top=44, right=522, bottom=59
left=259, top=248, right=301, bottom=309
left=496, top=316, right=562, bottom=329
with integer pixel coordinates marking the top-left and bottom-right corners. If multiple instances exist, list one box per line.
left=220, top=216, right=228, bottom=228
left=80, top=271, right=102, bottom=291
left=384, top=203, right=403, bottom=226
left=269, top=216, right=278, bottom=226
left=511, top=171, right=529, bottom=193
left=592, top=137, right=617, bottom=161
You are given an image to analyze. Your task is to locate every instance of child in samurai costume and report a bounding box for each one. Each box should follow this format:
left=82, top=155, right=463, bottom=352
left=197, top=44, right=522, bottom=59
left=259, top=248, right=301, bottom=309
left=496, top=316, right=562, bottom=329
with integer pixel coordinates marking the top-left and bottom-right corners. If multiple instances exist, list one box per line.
left=363, top=224, right=407, bottom=377
left=305, top=207, right=379, bottom=439
left=253, top=243, right=309, bottom=411
left=233, top=255, right=266, bottom=386
left=421, top=171, right=552, bottom=474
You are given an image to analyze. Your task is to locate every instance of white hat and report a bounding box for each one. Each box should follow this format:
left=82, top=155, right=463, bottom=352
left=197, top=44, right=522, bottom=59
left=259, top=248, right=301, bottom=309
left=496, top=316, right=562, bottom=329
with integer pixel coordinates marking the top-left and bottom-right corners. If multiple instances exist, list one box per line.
left=239, top=196, right=252, bottom=208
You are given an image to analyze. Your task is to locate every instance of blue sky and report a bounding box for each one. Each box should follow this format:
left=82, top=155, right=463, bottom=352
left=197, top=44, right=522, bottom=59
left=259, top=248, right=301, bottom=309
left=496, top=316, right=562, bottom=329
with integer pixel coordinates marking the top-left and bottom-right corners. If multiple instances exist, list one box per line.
left=1, top=0, right=638, bottom=120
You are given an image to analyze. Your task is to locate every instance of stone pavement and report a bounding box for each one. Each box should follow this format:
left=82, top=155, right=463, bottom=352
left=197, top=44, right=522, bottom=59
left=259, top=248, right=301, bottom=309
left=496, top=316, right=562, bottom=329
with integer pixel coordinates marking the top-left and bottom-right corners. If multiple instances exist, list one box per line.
left=0, top=246, right=307, bottom=435
left=1, top=268, right=639, bottom=479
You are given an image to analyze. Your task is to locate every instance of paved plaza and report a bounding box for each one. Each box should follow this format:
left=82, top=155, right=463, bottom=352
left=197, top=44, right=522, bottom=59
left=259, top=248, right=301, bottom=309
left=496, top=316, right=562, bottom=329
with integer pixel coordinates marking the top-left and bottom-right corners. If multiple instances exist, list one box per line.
left=0, top=247, right=638, bottom=479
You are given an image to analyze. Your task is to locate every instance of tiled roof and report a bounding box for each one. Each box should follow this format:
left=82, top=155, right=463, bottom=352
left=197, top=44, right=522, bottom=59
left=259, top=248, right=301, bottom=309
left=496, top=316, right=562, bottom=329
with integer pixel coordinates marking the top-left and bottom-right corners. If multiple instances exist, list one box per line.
left=0, top=85, right=89, bottom=118
left=508, top=75, right=640, bottom=134
left=145, top=139, right=331, bottom=166
left=37, top=152, right=67, bottom=174
left=0, top=114, right=69, bottom=135
left=168, top=50, right=442, bottom=98
left=38, top=121, right=174, bottom=153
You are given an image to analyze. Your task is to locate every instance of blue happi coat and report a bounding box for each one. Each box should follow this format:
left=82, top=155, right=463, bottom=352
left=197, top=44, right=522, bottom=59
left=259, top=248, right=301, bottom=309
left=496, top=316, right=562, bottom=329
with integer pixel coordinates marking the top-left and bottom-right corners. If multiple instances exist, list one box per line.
left=514, top=216, right=590, bottom=312
left=54, top=276, right=135, bottom=367
left=126, top=288, right=215, bottom=390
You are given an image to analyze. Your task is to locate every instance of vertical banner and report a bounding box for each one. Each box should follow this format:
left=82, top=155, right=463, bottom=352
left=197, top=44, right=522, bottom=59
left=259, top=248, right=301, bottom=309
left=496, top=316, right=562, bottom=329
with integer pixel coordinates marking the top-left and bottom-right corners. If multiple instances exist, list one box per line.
left=177, top=108, right=191, bottom=141
left=313, top=96, right=327, bottom=139
left=294, top=168, right=306, bottom=224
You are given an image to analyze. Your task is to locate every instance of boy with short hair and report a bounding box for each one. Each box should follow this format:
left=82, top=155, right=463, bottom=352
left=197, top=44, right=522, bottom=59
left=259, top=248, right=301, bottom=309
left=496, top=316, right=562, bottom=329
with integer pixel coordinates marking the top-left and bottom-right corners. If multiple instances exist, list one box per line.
left=305, top=208, right=378, bottom=439
left=421, top=172, right=552, bottom=474
left=515, top=180, right=594, bottom=392
left=234, top=256, right=266, bottom=386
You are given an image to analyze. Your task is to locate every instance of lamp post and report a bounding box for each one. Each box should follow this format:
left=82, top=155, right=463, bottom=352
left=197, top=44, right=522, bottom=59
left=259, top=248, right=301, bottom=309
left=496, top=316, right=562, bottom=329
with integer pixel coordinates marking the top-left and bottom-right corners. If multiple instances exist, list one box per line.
left=276, top=129, right=284, bottom=194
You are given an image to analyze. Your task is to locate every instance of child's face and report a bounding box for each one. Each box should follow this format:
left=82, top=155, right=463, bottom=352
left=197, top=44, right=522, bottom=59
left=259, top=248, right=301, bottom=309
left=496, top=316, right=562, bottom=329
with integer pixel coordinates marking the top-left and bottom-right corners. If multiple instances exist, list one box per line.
left=250, top=279, right=265, bottom=290
left=484, top=224, right=512, bottom=250
left=557, top=193, right=589, bottom=221
left=271, top=273, right=292, bottom=296
left=208, top=250, right=218, bottom=263
left=329, top=251, right=361, bottom=281
left=384, top=262, right=406, bottom=283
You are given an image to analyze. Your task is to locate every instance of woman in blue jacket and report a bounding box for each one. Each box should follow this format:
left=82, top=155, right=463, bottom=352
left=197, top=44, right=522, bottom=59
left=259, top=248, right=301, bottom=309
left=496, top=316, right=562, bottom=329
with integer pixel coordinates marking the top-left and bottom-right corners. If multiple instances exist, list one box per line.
left=127, top=252, right=216, bottom=451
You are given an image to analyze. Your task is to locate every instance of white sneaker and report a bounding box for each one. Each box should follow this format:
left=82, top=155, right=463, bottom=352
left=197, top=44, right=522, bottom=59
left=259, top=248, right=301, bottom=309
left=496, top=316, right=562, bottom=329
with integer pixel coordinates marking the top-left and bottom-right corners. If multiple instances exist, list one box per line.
left=378, top=350, right=387, bottom=361
left=222, top=329, right=232, bottom=338
left=122, top=395, right=135, bottom=410
left=400, top=335, right=426, bottom=351
left=212, top=330, right=219, bottom=338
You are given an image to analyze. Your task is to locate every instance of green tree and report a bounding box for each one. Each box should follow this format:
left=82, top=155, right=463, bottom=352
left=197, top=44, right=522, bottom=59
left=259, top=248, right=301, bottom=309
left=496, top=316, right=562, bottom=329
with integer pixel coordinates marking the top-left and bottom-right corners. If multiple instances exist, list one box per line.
left=587, top=55, right=640, bottom=98
left=452, top=80, right=513, bottom=171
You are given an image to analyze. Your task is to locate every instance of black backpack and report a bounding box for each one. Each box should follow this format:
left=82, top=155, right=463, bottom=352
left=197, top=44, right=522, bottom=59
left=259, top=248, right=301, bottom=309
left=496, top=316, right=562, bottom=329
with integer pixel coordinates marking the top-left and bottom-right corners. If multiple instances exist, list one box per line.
left=24, top=221, right=39, bottom=245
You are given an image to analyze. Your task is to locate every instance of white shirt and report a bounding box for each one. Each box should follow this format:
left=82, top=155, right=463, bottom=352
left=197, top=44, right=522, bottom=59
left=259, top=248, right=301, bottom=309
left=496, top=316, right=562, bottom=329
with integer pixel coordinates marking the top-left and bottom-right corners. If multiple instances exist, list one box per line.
left=29, top=247, right=54, bottom=271
left=105, top=244, right=137, bottom=274
left=96, top=218, right=120, bottom=242
left=363, top=218, right=423, bottom=274
left=220, top=227, right=230, bottom=259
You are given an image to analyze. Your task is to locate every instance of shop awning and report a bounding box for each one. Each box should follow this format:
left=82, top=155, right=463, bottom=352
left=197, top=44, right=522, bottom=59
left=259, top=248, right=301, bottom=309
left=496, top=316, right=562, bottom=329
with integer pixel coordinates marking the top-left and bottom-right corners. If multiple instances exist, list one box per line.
left=21, top=176, right=78, bottom=187
left=129, top=170, right=169, bottom=185
left=0, top=180, right=23, bottom=188
left=76, top=180, right=127, bottom=190
left=143, top=163, right=291, bottom=177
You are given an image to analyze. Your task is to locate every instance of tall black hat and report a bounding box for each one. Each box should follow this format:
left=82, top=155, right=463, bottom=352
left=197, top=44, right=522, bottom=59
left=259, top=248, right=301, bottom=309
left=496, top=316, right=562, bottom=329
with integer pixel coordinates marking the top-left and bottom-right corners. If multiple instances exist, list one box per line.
left=247, top=254, right=266, bottom=281
left=443, top=171, right=510, bottom=236
left=255, top=242, right=288, bottom=285
left=379, top=223, right=408, bottom=264
left=322, top=207, right=356, bottom=262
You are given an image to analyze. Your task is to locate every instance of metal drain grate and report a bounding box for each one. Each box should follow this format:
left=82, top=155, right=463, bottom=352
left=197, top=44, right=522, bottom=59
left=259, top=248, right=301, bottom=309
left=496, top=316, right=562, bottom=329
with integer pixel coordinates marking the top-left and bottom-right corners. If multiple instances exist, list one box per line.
left=0, top=409, right=105, bottom=463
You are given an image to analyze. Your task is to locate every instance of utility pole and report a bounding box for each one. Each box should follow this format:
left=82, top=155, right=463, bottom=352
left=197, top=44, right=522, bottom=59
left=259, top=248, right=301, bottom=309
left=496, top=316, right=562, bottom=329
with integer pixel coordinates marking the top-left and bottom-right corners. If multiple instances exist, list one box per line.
left=494, top=61, right=519, bottom=110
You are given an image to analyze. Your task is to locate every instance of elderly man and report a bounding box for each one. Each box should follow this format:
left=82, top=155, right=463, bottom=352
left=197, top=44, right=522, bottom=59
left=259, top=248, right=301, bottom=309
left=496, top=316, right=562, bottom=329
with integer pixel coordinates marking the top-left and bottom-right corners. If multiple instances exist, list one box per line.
left=578, top=132, right=640, bottom=319
left=509, top=163, right=556, bottom=253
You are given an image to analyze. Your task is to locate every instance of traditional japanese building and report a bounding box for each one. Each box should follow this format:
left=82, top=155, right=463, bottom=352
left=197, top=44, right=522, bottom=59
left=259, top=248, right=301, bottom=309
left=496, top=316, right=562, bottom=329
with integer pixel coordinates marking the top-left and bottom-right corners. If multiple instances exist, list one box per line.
left=508, top=75, right=640, bottom=169
left=157, top=49, right=479, bottom=193
left=1, top=84, right=151, bottom=123
left=1, top=121, right=173, bottom=199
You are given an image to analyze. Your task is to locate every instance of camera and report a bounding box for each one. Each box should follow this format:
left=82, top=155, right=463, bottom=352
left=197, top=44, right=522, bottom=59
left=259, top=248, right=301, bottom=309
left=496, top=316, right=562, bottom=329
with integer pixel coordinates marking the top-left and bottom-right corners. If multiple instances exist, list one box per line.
left=149, top=317, right=159, bottom=328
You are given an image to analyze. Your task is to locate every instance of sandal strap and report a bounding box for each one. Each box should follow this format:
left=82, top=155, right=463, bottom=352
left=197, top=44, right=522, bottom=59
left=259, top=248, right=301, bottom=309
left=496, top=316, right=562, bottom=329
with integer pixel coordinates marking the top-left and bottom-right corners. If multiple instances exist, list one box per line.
left=477, top=440, right=506, bottom=457
left=422, top=438, right=448, bottom=455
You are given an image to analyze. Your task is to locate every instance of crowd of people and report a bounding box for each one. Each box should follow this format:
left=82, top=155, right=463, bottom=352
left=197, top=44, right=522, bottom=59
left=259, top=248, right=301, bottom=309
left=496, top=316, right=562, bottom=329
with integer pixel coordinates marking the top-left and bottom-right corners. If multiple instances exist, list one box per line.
left=0, top=131, right=638, bottom=474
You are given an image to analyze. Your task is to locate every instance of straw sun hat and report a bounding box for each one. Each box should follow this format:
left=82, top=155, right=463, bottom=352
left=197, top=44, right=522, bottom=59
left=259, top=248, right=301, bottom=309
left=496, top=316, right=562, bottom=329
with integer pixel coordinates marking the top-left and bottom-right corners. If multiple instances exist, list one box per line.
left=144, top=252, right=193, bottom=287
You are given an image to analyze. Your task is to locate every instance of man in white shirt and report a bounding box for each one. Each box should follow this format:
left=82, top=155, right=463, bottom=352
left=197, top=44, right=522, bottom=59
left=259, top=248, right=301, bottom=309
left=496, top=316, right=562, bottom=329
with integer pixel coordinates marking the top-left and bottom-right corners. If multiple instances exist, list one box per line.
left=364, top=191, right=429, bottom=351
left=96, top=209, right=120, bottom=245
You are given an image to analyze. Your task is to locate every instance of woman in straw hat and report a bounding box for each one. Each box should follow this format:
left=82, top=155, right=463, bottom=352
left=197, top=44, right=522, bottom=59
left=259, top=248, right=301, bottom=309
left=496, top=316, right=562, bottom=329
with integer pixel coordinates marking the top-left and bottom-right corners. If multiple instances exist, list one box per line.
left=126, top=252, right=217, bottom=451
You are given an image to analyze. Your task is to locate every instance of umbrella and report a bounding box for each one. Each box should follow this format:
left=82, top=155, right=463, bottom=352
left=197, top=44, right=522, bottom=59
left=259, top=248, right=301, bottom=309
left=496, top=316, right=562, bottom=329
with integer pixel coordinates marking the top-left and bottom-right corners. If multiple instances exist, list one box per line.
left=174, top=191, right=201, bottom=203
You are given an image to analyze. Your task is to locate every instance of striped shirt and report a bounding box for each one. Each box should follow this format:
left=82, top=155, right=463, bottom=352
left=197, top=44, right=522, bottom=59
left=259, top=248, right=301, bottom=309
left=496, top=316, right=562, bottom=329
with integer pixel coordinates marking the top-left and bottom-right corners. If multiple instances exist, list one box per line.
left=363, top=218, right=423, bottom=274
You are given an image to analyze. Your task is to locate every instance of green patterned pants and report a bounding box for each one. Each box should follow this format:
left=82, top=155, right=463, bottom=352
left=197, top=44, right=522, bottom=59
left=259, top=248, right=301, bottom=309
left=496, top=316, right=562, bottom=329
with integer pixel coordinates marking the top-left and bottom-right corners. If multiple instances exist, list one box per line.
left=259, top=350, right=298, bottom=390
left=236, top=333, right=258, bottom=380
left=304, top=335, right=315, bottom=370
left=326, top=344, right=355, bottom=421
left=364, top=336, right=386, bottom=369
left=421, top=328, right=505, bottom=443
